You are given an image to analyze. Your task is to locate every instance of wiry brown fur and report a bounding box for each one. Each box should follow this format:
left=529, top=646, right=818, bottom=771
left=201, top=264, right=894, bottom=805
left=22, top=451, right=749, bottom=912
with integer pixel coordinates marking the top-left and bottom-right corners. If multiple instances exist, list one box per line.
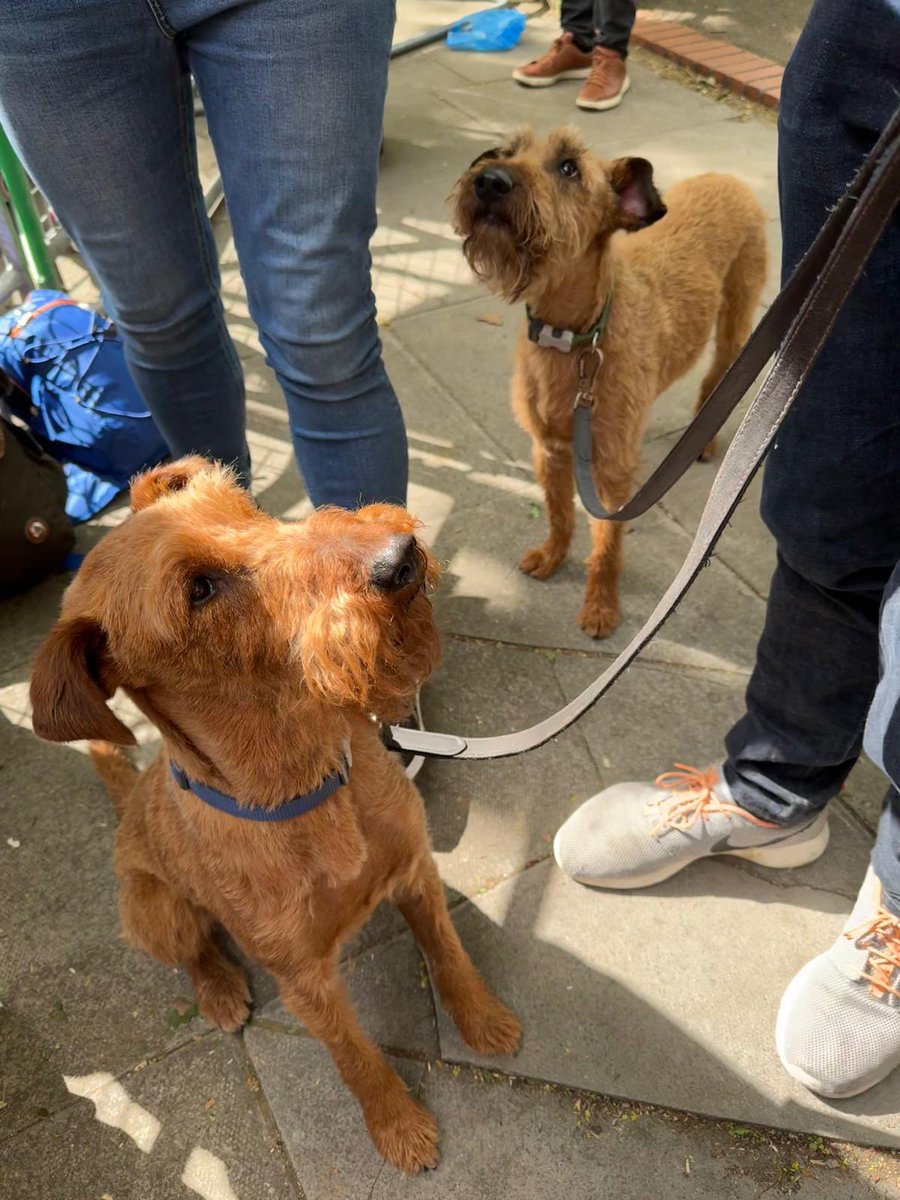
left=451, top=127, right=767, bottom=636
left=30, top=459, right=521, bottom=1173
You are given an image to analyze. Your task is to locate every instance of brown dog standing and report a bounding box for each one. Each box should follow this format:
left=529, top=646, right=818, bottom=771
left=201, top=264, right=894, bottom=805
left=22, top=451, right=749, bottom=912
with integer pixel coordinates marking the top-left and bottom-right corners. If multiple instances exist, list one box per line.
left=29, top=458, right=521, bottom=1173
left=452, top=127, right=767, bottom=637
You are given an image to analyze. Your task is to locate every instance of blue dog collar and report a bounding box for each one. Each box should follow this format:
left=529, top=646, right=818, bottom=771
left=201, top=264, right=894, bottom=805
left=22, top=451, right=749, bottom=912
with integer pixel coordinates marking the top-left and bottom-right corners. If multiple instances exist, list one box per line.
left=170, top=746, right=350, bottom=822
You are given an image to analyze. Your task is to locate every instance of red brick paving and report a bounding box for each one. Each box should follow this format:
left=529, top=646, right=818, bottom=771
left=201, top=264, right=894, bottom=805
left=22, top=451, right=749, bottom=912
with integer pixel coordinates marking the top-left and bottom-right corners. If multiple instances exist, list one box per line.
left=632, top=10, right=783, bottom=110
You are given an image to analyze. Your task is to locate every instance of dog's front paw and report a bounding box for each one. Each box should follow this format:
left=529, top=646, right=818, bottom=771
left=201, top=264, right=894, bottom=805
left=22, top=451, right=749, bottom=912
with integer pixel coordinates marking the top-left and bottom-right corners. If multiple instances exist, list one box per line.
left=578, top=602, right=621, bottom=639
left=369, top=1095, right=440, bottom=1174
left=193, top=963, right=252, bottom=1033
left=456, top=993, right=523, bottom=1057
left=520, top=543, right=564, bottom=580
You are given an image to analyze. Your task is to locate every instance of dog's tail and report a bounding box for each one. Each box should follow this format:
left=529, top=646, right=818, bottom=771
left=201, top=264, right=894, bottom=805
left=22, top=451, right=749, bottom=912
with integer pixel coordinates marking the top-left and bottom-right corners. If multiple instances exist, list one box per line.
left=88, top=740, right=138, bottom=819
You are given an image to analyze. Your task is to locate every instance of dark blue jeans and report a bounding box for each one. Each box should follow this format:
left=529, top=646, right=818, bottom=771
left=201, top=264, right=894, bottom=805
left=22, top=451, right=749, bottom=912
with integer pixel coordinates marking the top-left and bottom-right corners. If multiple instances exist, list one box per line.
left=0, top=0, right=408, bottom=509
left=562, top=0, right=636, bottom=57
left=723, top=0, right=900, bottom=900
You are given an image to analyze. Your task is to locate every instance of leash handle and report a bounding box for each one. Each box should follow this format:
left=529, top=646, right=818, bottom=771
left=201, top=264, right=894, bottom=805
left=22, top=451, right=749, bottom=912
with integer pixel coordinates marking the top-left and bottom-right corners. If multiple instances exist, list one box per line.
left=388, top=104, right=900, bottom=761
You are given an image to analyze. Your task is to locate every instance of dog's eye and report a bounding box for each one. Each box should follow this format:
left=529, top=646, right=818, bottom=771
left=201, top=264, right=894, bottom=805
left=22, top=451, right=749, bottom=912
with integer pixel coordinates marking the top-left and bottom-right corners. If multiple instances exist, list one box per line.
left=189, top=575, right=217, bottom=607
left=558, top=159, right=580, bottom=179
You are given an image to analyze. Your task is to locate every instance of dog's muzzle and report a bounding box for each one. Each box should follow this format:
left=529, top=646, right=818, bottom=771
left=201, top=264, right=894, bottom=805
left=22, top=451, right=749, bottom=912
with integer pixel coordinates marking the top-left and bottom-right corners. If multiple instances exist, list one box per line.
left=473, top=165, right=514, bottom=205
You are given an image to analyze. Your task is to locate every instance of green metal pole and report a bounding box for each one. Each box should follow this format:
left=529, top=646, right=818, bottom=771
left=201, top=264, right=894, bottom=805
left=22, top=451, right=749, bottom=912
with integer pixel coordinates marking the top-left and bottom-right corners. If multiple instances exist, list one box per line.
left=0, top=122, right=60, bottom=289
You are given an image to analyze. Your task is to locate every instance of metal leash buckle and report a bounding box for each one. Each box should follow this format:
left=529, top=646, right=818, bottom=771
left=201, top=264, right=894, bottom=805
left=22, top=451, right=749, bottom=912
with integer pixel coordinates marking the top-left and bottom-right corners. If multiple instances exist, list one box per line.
left=573, top=343, right=604, bottom=409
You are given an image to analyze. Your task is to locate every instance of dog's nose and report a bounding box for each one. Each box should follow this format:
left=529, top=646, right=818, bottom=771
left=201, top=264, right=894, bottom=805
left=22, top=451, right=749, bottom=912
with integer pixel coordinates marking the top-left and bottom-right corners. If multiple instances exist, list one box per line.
left=370, top=534, right=420, bottom=592
left=474, top=166, right=514, bottom=203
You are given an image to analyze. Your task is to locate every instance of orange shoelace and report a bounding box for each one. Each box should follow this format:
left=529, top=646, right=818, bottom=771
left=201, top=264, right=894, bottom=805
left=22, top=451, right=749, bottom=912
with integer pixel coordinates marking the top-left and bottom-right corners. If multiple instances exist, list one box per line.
left=649, top=763, right=778, bottom=836
left=845, top=911, right=900, bottom=1002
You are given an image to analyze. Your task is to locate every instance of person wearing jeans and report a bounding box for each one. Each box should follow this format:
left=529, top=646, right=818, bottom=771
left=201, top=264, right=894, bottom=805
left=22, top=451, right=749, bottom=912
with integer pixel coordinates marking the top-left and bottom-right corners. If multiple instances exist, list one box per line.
left=513, top=0, right=635, bottom=111
left=554, top=0, right=900, bottom=1098
left=0, top=0, right=408, bottom=511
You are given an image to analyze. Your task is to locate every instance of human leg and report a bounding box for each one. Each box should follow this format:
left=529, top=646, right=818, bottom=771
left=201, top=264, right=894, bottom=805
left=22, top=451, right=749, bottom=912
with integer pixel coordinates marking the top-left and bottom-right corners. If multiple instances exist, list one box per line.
left=0, top=0, right=250, bottom=481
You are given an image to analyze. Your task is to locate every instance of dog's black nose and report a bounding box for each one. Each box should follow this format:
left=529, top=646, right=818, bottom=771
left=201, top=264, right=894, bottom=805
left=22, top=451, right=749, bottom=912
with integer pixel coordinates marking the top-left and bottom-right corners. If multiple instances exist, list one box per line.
left=370, top=534, right=419, bottom=592
left=474, top=166, right=514, bottom=203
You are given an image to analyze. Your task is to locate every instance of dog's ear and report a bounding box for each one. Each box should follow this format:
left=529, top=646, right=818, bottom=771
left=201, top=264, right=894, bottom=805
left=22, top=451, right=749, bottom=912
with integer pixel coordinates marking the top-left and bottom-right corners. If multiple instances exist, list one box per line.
left=608, top=158, right=667, bottom=231
left=130, top=456, right=211, bottom=512
left=30, top=617, right=135, bottom=745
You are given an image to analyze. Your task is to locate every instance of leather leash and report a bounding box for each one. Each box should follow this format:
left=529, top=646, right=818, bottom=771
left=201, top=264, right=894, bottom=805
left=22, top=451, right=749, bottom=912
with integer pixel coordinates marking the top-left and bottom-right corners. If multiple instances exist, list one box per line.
left=388, top=104, right=900, bottom=762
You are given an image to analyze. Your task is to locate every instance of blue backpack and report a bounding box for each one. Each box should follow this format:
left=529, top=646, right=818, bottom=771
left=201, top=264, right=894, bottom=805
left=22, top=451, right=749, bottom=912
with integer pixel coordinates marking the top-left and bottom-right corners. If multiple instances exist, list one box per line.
left=0, top=290, right=169, bottom=522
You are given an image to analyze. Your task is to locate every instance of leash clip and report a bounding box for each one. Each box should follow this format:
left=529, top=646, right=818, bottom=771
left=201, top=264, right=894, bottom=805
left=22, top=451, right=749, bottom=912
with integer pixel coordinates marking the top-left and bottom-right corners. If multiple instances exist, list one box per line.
left=574, top=345, right=604, bottom=409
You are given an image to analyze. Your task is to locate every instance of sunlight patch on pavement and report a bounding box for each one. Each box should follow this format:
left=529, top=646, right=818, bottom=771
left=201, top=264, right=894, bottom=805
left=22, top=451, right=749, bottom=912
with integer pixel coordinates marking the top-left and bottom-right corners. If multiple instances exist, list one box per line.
left=64, top=1072, right=161, bottom=1153
left=182, top=1147, right=240, bottom=1200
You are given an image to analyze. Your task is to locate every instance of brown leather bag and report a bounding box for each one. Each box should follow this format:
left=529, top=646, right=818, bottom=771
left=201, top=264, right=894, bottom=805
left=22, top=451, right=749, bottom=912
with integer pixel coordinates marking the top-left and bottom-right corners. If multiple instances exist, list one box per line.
left=0, top=411, right=74, bottom=597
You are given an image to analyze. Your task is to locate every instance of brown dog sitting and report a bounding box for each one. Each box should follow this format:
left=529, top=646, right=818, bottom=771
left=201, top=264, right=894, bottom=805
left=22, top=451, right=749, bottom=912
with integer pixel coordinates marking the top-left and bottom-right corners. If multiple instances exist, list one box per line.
left=451, top=127, right=767, bottom=637
left=29, top=458, right=521, bottom=1174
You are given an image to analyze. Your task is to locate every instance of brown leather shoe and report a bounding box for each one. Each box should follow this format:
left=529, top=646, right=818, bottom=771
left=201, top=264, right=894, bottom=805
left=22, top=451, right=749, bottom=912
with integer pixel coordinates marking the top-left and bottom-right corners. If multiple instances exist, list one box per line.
left=576, top=46, right=630, bottom=110
left=512, top=31, right=593, bottom=88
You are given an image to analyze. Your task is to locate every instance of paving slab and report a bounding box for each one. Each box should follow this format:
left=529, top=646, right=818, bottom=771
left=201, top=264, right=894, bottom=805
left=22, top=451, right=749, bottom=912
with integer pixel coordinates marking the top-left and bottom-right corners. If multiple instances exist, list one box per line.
left=0, top=1035, right=298, bottom=1200
left=244, top=1032, right=425, bottom=1199
left=670, top=0, right=812, bottom=66
left=246, top=1033, right=900, bottom=1199
left=0, top=572, right=69, bottom=675
left=419, top=637, right=601, bottom=894
left=431, top=472, right=766, bottom=668
left=251, top=929, right=439, bottom=1060
left=431, top=856, right=900, bottom=1148
left=1, top=680, right=217, bottom=1141
left=438, top=52, right=741, bottom=146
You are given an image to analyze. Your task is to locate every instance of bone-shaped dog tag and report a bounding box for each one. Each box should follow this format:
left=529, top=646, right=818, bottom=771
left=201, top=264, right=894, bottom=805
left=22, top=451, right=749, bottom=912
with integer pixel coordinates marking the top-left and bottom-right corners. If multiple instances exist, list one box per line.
left=536, top=325, right=574, bottom=352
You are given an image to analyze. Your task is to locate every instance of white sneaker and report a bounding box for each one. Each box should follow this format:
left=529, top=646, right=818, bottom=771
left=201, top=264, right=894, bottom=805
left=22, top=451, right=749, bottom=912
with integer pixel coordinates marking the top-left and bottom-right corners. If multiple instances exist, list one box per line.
left=553, top=763, right=830, bottom=889
left=777, top=866, right=900, bottom=1098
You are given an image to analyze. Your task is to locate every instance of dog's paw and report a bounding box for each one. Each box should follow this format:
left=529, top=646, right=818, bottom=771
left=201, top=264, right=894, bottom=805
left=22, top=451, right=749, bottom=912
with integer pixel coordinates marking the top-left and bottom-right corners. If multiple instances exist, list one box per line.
left=578, top=602, right=621, bottom=639
left=369, top=1096, right=440, bottom=1174
left=457, top=994, right=523, bottom=1057
left=520, top=544, right=564, bottom=580
left=195, top=968, right=252, bottom=1033
left=697, top=437, right=717, bottom=463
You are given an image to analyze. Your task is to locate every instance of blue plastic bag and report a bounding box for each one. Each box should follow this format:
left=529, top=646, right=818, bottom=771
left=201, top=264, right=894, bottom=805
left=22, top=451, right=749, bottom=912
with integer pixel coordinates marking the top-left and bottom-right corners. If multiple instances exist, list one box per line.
left=0, top=290, right=169, bottom=522
left=447, top=8, right=526, bottom=52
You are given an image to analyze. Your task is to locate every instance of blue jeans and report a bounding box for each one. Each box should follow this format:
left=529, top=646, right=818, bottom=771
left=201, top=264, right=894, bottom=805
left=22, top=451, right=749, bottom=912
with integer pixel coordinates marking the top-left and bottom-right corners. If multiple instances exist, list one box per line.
left=723, top=0, right=900, bottom=898
left=0, top=0, right=408, bottom=509
left=868, top=567, right=900, bottom=913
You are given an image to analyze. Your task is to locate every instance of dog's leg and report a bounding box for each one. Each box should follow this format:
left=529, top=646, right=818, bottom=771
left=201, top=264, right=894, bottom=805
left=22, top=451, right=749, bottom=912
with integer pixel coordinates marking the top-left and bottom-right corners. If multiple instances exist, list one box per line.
left=395, top=860, right=522, bottom=1056
left=278, top=967, right=439, bottom=1174
left=579, top=468, right=632, bottom=639
left=696, top=225, right=768, bottom=461
left=119, top=870, right=251, bottom=1032
left=520, top=437, right=576, bottom=579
